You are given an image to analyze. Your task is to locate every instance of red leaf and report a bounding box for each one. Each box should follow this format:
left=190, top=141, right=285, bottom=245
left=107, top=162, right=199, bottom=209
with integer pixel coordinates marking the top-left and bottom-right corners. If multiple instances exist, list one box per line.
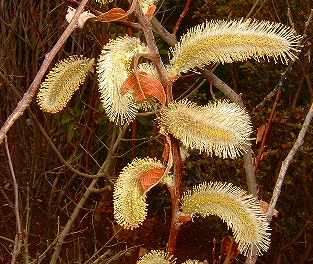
left=256, top=124, right=266, bottom=144
left=221, top=236, right=240, bottom=259
left=179, top=216, right=192, bottom=223
left=139, top=167, right=166, bottom=193
left=145, top=5, right=156, bottom=20
left=95, top=8, right=129, bottom=22
left=162, top=139, right=171, bottom=162
left=121, top=71, right=166, bottom=104
left=259, top=200, right=279, bottom=217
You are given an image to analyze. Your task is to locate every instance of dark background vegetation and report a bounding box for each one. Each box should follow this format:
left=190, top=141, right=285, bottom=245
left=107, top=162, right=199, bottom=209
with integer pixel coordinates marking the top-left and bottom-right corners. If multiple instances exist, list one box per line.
left=0, top=0, right=312, bottom=263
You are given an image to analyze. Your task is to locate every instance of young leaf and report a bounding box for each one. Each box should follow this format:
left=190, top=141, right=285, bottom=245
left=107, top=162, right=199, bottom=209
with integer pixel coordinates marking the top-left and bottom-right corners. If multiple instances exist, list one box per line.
left=221, top=236, right=240, bottom=260
left=259, top=200, right=279, bottom=217
left=95, top=8, right=128, bottom=22
left=181, top=182, right=271, bottom=256
left=37, top=56, right=94, bottom=113
left=139, top=167, right=166, bottom=193
left=256, top=124, right=266, bottom=144
left=121, top=71, right=166, bottom=104
left=66, top=6, right=96, bottom=28
left=158, top=99, right=252, bottom=159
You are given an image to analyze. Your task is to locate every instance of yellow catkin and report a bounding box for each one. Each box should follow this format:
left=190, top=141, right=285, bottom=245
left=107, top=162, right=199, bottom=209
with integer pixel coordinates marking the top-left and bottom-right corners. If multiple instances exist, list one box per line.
left=136, top=250, right=175, bottom=264
left=158, top=99, right=252, bottom=159
left=181, top=182, right=271, bottom=257
left=113, top=158, right=165, bottom=229
left=169, top=19, right=302, bottom=77
left=37, top=56, right=94, bottom=113
left=97, top=37, right=150, bottom=125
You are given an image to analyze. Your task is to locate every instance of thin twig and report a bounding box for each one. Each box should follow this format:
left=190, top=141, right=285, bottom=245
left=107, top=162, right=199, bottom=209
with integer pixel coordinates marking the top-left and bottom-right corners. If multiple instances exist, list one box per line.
left=254, top=89, right=282, bottom=173
left=36, top=118, right=110, bottom=179
left=252, top=62, right=294, bottom=114
left=245, top=0, right=265, bottom=19
left=4, top=136, right=22, bottom=264
left=267, top=102, right=313, bottom=221
left=304, top=9, right=313, bottom=35
left=172, top=0, right=193, bottom=36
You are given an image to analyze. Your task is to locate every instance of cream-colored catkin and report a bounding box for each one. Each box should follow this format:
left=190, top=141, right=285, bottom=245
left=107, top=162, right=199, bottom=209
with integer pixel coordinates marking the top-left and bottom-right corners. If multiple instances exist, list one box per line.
left=168, top=19, right=302, bottom=77
left=181, top=182, right=271, bottom=257
left=136, top=250, right=175, bottom=264
left=181, top=260, right=200, bottom=264
left=158, top=99, right=252, bottom=159
left=113, top=158, right=165, bottom=229
left=97, top=37, right=150, bottom=125
left=37, top=56, right=94, bottom=113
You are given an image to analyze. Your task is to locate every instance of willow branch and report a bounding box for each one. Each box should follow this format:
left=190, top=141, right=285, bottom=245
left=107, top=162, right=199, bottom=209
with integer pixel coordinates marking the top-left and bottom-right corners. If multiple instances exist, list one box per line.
left=0, top=0, right=90, bottom=145
left=267, top=102, right=313, bottom=221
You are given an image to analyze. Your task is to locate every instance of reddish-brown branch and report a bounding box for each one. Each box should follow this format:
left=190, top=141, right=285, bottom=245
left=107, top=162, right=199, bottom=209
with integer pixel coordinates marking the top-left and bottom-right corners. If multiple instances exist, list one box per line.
left=134, top=4, right=185, bottom=256
left=254, top=88, right=282, bottom=173
left=134, top=3, right=172, bottom=103
left=132, top=120, right=138, bottom=158
left=172, top=0, right=194, bottom=36
left=167, top=136, right=184, bottom=255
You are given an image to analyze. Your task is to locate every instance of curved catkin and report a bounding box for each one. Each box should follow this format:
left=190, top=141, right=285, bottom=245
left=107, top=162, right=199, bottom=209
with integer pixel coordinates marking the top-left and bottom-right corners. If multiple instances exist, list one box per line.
left=97, top=37, right=150, bottom=125
left=113, top=158, right=165, bottom=229
left=158, top=99, right=252, bottom=159
left=136, top=250, right=175, bottom=264
left=37, top=56, right=94, bottom=113
left=168, top=19, right=302, bottom=77
left=181, top=182, right=271, bottom=257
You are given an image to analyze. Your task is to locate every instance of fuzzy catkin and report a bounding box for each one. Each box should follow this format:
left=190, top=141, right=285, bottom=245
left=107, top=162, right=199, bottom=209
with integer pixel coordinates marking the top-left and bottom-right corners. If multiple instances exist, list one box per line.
left=136, top=250, right=175, bottom=264
left=181, top=182, right=271, bottom=256
left=37, top=56, right=94, bottom=113
left=158, top=99, right=252, bottom=159
left=113, top=158, right=165, bottom=229
left=97, top=37, right=150, bottom=125
left=168, top=19, right=302, bottom=77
